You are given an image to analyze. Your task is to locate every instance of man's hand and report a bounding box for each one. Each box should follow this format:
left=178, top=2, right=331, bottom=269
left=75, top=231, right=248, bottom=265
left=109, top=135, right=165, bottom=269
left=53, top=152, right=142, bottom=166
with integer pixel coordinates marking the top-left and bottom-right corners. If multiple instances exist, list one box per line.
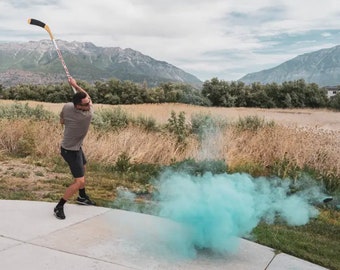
left=68, top=77, right=84, bottom=93
left=68, top=77, right=91, bottom=101
left=68, top=77, right=77, bottom=88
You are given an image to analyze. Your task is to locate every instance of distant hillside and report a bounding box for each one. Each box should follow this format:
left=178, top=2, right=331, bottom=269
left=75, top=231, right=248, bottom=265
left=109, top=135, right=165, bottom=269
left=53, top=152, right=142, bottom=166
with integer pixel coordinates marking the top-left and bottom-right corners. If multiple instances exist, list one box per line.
left=0, top=40, right=202, bottom=88
left=239, top=45, right=340, bottom=87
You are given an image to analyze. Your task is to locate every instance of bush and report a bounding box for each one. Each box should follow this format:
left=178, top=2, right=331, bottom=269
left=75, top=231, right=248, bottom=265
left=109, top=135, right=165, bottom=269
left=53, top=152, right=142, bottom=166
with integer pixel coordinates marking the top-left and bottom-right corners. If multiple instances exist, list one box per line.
left=166, top=111, right=189, bottom=143
left=16, top=124, right=36, bottom=157
left=134, top=115, right=158, bottom=132
left=234, top=115, right=275, bottom=132
left=168, top=158, right=227, bottom=175
left=115, top=152, right=131, bottom=173
left=0, top=103, right=57, bottom=121
left=191, top=112, right=220, bottom=141
left=92, top=107, right=130, bottom=130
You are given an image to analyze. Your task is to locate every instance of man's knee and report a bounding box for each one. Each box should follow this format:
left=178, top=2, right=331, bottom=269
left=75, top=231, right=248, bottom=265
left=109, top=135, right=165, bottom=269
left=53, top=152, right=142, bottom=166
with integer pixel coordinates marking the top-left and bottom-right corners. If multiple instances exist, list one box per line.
left=74, top=177, right=85, bottom=187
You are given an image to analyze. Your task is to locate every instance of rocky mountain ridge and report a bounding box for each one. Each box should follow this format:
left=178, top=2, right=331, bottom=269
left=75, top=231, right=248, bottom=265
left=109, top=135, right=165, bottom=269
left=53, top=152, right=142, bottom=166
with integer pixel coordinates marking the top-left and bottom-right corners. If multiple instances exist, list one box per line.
left=239, top=45, right=340, bottom=87
left=0, top=40, right=202, bottom=87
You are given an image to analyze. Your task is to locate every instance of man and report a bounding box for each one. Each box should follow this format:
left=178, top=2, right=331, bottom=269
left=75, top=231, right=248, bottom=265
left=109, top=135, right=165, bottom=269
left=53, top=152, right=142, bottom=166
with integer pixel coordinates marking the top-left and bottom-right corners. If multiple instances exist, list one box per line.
left=54, top=77, right=96, bottom=220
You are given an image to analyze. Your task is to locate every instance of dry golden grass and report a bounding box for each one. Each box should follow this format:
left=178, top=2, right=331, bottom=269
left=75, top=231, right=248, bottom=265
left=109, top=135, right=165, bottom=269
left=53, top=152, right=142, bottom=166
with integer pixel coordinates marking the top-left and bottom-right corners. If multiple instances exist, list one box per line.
left=1, top=101, right=338, bottom=270
left=0, top=100, right=339, bottom=183
left=0, top=117, right=338, bottom=179
left=225, top=126, right=339, bottom=177
left=0, top=119, right=60, bottom=158
left=1, top=100, right=339, bottom=130
left=0, top=119, right=199, bottom=165
left=85, top=127, right=199, bottom=164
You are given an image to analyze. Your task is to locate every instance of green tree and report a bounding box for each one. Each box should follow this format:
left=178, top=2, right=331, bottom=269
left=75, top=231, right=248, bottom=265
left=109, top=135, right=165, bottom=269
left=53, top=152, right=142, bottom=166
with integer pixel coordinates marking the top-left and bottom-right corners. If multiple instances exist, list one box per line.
left=0, top=84, right=3, bottom=97
left=120, top=80, right=146, bottom=104
left=328, top=92, right=340, bottom=110
left=283, top=93, right=292, bottom=108
left=249, top=89, right=275, bottom=108
left=202, top=78, right=240, bottom=107
left=304, top=83, right=327, bottom=108
left=202, top=78, right=223, bottom=106
left=264, top=82, right=280, bottom=107
left=146, top=87, right=165, bottom=103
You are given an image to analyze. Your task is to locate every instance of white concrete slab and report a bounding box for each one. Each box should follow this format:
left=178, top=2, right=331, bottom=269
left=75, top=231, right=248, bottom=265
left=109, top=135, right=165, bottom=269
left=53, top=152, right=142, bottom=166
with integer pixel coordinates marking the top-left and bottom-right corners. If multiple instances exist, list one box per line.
left=0, top=243, right=134, bottom=270
left=0, top=200, right=110, bottom=241
left=0, top=200, right=330, bottom=270
left=32, top=209, right=275, bottom=269
left=267, top=253, right=329, bottom=270
left=0, top=236, right=21, bottom=251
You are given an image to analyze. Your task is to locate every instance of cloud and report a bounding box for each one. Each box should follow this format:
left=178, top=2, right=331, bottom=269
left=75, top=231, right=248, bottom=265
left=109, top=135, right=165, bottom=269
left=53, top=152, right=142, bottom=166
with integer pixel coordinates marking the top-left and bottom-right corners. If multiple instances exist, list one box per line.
left=1, top=0, right=340, bottom=81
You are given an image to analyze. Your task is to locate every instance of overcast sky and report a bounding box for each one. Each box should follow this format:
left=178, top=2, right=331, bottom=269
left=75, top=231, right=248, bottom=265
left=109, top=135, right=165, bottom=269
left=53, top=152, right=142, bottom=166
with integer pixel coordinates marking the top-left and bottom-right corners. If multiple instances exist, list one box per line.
left=1, top=0, right=340, bottom=82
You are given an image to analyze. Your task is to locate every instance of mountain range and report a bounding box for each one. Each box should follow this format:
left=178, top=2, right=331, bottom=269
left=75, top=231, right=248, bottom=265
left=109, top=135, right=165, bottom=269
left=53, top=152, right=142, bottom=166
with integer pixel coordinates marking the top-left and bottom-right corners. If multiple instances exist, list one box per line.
left=2, top=40, right=340, bottom=88
left=239, top=45, right=340, bottom=87
left=0, top=40, right=202, bottom=88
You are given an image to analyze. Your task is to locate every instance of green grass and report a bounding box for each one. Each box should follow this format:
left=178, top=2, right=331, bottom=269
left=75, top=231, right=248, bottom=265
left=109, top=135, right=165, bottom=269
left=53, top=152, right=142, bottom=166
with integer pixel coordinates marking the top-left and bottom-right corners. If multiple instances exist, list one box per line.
left=252, top=213, right=340, bottom=270
left=0, top=155, right=339, bottom=269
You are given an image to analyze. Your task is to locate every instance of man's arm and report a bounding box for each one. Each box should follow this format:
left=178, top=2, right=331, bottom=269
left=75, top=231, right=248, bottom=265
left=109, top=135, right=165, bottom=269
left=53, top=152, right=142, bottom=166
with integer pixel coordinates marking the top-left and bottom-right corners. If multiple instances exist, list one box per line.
left=68, top=77, right=92, bottom=102
left=60, top=110, right=64, bottom=125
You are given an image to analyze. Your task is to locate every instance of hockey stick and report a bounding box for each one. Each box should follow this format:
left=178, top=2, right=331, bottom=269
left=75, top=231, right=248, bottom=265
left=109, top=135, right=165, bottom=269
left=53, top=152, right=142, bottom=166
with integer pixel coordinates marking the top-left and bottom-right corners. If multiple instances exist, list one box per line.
left=28, top=18, right=76, bottom=93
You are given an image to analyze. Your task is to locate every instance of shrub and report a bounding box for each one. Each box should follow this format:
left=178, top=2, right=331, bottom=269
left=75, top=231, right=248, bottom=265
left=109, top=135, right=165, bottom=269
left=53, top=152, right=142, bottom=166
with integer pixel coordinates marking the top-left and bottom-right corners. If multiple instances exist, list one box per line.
left=115, top=152, right=131, bottom=173
left=92, top=107, right=130, bottom=130
left=166, top=111, right=189, bottom=143
left=134, top=115, right=158, bottom=132
left=17, top=125, right=36, bottom=157
left=0, top=103, right=57, bottom=121
left=234, top=115, right=275, bottom=132
left=191, top=112, right=220, bottom=141
left=168, top=158, right=227, bottom=175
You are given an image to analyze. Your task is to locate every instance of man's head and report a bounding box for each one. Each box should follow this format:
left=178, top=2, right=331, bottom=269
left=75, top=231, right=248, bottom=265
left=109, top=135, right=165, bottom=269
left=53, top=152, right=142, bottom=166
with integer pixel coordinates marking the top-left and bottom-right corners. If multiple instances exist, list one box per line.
left=73, top=92, right=91, bottom=111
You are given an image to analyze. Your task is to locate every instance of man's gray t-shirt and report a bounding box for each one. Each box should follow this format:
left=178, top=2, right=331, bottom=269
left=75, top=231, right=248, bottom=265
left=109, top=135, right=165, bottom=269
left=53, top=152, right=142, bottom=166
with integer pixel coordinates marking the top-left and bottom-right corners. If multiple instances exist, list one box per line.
left=60, top=102, right=93, bottom=151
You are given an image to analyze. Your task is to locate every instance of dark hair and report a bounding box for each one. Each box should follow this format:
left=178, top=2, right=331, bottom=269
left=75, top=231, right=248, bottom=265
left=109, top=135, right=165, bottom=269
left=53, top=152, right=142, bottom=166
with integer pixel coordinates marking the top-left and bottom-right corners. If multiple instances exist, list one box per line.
left=72, top=92, right=87, bottom=105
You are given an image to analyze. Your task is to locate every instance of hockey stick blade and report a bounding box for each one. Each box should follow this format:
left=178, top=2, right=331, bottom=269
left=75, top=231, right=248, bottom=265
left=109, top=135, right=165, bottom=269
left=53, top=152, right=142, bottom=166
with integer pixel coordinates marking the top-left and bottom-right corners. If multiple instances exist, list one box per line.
left=28, top=18, right=76, bottom=93
left=28, top=18, right=46, bottom=28
left=28, top=18, right=54, bottom=40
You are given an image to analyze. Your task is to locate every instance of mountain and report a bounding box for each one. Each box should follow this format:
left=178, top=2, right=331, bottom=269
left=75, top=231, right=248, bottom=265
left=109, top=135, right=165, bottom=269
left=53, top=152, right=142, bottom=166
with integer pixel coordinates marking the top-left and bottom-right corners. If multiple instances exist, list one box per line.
left=239, top=45, right=340, bottom=87
left=0, top=40, right=202, bottom=88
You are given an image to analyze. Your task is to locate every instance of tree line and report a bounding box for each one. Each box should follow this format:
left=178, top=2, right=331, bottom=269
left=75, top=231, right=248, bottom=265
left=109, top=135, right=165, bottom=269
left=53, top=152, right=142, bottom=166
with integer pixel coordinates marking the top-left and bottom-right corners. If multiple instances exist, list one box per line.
left=0, top=78, right=339, bottom=110
left=202, top=78, right=340, bottom=109
left=0, top=79, right=209, bottom=106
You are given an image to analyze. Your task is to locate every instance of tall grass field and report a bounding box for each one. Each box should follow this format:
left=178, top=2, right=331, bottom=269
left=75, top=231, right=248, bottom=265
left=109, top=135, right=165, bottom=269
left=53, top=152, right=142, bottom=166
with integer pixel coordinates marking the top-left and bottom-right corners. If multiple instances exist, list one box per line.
left=0, top=100, right=339, bottom=269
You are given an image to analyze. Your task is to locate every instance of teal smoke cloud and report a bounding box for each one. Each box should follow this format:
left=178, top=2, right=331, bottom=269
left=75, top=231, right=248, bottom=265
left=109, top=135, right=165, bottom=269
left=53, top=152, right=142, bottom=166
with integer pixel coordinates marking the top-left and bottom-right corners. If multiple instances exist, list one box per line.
left=155, top=171, right=321, bottom=255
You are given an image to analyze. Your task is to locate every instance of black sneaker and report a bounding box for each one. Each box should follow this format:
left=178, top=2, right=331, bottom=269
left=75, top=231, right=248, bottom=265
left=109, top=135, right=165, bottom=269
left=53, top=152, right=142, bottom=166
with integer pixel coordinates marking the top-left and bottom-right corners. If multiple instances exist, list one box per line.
left=76, top=195, right=96, bottom=206
left=54, top=206, right=65, bottom=219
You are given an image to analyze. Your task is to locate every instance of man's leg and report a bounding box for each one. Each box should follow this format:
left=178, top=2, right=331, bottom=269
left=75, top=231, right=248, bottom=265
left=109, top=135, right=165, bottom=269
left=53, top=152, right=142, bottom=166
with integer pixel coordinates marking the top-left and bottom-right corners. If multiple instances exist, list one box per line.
left=76, top=172, right=96, bottom=206
left=74, top=163, right=96, bottom=205
left=78, top=165, right=86, bottom=197
left=55, top=148, right=87, bottom=219
left=54, top=177, right=85, bottom=219
left=63, top=177, right=85, bottom=200
left=55, top=148, right=96, bottom=219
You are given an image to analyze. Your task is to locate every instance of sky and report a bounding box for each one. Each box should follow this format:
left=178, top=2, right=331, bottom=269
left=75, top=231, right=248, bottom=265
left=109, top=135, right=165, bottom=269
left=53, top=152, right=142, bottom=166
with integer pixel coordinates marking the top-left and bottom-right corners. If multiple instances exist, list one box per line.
left=1, top=0, right=340, bottom=82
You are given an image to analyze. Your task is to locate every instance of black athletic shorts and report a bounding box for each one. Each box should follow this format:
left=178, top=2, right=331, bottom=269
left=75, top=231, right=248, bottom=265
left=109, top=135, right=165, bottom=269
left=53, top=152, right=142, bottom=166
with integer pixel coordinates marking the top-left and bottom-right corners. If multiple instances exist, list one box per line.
left=60, top=147, right=87, bottom=178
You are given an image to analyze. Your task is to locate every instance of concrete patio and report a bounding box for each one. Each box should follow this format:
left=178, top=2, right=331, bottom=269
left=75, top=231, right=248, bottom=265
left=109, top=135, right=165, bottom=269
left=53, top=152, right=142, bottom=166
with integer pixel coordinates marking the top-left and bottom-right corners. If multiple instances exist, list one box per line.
left=0, top=200, right=328, bottom=269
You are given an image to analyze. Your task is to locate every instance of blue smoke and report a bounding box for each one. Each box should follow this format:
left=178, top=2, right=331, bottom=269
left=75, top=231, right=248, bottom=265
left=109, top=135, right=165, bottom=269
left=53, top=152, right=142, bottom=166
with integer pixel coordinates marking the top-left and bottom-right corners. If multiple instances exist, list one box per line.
left=154, top=170, right=322, bottom=256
